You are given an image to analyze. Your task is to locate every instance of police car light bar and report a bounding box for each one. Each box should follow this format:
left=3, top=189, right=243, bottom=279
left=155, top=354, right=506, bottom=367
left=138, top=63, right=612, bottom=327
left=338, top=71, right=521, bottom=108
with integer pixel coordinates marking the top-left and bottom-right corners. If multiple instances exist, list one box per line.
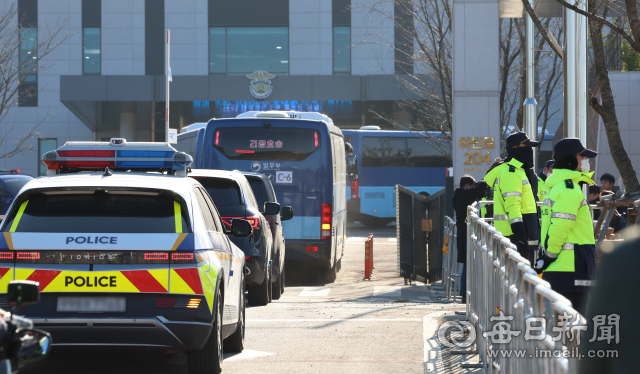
left=42, top=138, right=193, bottom=177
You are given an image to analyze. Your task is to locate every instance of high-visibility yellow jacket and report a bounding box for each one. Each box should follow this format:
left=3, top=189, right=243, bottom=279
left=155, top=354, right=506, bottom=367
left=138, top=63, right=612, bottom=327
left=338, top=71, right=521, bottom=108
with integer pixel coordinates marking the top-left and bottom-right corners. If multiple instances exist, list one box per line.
left=485, top=159, right=538, bottom=236
left=541, top=169, right=596, bottom=293
left=538, top=175, right=549, bottom=202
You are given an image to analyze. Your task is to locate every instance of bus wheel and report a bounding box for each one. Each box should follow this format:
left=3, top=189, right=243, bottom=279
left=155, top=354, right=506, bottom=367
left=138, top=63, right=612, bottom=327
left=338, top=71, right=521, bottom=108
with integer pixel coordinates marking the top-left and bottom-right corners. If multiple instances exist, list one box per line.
left=361, top=216, right=389, bottom=229
left=247, top=264, right=270, bottom=306
left=322, top=263, right=337, bottom=283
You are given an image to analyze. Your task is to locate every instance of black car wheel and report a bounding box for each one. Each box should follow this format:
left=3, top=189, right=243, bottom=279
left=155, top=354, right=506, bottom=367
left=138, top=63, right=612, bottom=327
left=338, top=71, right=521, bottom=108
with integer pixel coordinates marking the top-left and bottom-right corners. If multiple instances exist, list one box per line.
left=224, top=275, right=245, bottom=353
left=272, top=267, right=283, bottom=300
left=280, top=266, right=285, bottom=294
left=188, top=287, right=223, bottom=374
left=247, top=263, right=270, bottom=306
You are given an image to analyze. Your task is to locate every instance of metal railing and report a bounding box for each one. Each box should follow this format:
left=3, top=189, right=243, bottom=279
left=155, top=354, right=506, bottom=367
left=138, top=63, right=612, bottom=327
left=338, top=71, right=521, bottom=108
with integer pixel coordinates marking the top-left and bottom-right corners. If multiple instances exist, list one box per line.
left=441, top=217, right=462, bottom=302
left=453, top=201, right=585, bottom=373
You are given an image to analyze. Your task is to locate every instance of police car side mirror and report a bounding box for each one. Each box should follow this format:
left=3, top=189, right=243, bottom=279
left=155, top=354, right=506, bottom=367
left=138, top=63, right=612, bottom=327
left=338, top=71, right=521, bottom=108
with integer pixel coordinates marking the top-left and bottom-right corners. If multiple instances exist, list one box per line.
left=231, top=219, right=253, bottom=237
left=8, top=280, right=40, bottom=306
left=264, top=202, right=280, bottom=216
left=281, top=206, right=294, bottom=221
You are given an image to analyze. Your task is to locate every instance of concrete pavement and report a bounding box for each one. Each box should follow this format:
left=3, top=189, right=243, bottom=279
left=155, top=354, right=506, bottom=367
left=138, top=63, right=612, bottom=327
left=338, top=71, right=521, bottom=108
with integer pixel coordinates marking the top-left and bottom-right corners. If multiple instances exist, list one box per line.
left=21, top=224, right=473, bottom=374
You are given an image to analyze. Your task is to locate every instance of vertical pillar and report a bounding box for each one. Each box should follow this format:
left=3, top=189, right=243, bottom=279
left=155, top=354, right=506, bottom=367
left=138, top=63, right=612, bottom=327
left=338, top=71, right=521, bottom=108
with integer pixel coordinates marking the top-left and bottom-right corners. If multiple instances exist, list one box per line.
left=452, top=0, right=501, bottom=185
left=575, top=0, right=588, bottom=144
left=524, top=0, right=538, bottom=171
left=120, top=102, right=136, bottom=141
left=563, top=7, right=576, bottom=138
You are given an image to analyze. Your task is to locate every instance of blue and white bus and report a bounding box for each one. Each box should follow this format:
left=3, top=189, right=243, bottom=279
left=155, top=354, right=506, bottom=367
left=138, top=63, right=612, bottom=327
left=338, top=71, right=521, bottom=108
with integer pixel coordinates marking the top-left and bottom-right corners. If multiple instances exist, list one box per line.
left=342, top=129, right=451, bottom=227
left=177, top=111, right=347, bottom=281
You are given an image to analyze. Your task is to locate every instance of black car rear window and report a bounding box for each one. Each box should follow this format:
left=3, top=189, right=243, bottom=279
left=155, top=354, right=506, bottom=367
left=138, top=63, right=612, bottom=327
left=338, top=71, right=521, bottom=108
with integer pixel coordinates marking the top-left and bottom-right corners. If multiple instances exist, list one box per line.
left=194, top=178, right=243, bottom=207
left=3, top=191, right=190, bottom=233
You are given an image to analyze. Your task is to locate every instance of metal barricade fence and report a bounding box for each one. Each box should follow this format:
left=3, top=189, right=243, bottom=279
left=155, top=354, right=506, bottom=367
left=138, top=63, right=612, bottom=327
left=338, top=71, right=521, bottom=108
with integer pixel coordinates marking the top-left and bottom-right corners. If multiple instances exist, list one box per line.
left=452, top=201, right=585, bottom=374
left=441, top=217, right=462, bottom=302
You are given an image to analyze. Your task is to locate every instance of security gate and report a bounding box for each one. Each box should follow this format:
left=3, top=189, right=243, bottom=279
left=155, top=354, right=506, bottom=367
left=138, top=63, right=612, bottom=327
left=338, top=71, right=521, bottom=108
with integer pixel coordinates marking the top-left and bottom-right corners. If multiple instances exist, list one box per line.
left=396, top=185, right=429, bottom=283
left=426, top=189, right=446, bottom=283
left=396, top=186, right=446, bottom=283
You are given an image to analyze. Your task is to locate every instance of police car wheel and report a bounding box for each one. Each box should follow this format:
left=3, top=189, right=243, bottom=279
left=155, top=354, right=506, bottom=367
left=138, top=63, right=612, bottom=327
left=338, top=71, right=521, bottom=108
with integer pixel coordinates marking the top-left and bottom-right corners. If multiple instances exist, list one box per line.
left=188, top=287, right=223, bottom=374
left=224, top=274, right=245, bottom=353
left=247, top=263, right=270, bottom=306
left=272, top=268, right=283, bottom=300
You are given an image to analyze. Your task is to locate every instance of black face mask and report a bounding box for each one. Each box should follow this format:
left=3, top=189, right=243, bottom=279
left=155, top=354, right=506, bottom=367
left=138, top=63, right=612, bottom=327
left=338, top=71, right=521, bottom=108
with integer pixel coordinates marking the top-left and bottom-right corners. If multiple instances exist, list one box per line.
left=507, top=146, right=534, bottom=168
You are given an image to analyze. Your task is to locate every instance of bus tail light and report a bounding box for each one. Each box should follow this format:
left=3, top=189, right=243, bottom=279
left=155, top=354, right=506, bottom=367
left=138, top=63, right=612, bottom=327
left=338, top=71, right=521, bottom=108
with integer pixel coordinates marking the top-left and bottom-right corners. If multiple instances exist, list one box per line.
left=321, top=203, right=332, bottom=239
left=306, top=246, right=319, bottom=252
left=351, top=180, right=359, bottom=199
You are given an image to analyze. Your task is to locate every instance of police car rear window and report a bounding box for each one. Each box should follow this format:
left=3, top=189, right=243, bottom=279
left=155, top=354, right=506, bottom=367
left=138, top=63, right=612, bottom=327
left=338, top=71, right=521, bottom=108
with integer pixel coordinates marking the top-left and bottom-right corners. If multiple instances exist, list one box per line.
left=3, top=191, right=190, bottom=233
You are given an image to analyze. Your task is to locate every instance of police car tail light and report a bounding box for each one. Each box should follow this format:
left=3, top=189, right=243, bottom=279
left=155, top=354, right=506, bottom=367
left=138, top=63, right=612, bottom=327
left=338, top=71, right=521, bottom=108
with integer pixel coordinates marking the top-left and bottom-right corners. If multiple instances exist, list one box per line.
left=144, top=252, right=169, bottom=261
left=171, top=253, right=195, bottom=262
left=351, top=180, right=359, bottom=199
left=0, top=252, right=13, bottom=260
left=321, top=203, right=332, bottom=239
left=16, top=252, right=40, bottom=260
left=221, top=217, right=260, bottom=229
left=156, top=297, right=202, bottom=309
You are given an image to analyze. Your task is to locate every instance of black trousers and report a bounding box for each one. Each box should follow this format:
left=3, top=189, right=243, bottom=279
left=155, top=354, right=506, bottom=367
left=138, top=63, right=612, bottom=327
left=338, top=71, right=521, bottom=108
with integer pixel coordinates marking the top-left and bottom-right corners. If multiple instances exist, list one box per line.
left=562, top=292, right=588, bottom=315
left=507, top=235, right=536, bottom=265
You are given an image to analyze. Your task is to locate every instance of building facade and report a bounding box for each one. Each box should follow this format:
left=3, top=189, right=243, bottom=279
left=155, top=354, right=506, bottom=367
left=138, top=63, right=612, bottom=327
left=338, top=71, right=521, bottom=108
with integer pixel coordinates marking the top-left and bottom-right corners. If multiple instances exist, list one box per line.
left=2, top=0, right=423, bottom=177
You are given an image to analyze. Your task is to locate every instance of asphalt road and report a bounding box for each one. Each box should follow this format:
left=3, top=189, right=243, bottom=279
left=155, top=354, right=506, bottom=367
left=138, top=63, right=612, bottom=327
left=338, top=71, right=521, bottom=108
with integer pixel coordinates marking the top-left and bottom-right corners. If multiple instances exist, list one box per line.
left=21, top=224, right=464, bottom=374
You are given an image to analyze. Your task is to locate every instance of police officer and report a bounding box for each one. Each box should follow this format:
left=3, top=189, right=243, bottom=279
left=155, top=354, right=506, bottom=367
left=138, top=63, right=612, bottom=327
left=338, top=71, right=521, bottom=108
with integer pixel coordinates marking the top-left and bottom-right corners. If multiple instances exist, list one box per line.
left=485, top=132, right=540, bottom=262
left=535, top=138, right=597, bottom=314
left=538, top=160, right=554, bottom=202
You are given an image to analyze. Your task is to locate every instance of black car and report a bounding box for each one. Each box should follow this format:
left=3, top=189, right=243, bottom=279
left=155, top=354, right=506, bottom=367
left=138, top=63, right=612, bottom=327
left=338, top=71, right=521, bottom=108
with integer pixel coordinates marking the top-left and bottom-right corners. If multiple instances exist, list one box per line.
left=242, top=172, right=293, bottom=300
left=190, top=170, right=277, bottom=306
left=0, top=172, right=33, bottom=216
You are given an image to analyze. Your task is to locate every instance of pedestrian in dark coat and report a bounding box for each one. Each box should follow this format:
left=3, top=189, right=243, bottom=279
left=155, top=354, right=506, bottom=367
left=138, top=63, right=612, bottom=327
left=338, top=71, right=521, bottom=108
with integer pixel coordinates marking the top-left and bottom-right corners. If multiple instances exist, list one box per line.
left=452, top=175, right=487, bottom=302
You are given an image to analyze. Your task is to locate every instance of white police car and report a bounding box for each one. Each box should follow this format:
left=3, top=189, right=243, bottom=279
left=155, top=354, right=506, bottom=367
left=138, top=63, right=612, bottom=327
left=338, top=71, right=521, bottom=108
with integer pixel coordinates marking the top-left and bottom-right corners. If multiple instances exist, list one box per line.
left=0, top=139, right=249, bottom=374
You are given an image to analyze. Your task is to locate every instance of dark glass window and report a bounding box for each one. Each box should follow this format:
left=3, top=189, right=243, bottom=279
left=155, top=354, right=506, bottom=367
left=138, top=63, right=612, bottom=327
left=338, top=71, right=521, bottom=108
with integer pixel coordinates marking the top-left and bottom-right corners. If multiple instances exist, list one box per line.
left=213, top=127, right=321, bottom=161
left=3, top=191, right=190, bottom=233
left=20, top=28, right=37, bottom=82
left=362, top=137, right=451, bottom=168
left=209, top=27, right=289, bottom=74
left=333, top=26, right=350, bottom=74
left=1, top=176, right=33, bottom=195
left=83, top=27, right=101, bottom=74
left=195, top=178, right=243, bottom=207
left=247, top=177, right=269, bottom=211
left=209, top=27, right=226, bottom=74
left=194, top=188, right=217, bottom=231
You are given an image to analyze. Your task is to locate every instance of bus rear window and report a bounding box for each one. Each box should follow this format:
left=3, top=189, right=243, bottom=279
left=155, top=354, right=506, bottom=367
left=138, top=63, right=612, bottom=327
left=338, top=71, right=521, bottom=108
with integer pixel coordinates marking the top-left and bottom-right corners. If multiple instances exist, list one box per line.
left=3, top=191, right=190, bottom=233
left=362, top=137, right=451, bottom=168
left=213, top=127, right=321, bottom=161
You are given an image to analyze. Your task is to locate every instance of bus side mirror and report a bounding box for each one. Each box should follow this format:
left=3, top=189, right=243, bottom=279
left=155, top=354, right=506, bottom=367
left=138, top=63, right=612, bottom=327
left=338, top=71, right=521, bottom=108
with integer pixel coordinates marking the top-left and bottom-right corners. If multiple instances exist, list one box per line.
left=264, top=202, right=280, bottom=216
left=281, top=206, right=294, bottom=221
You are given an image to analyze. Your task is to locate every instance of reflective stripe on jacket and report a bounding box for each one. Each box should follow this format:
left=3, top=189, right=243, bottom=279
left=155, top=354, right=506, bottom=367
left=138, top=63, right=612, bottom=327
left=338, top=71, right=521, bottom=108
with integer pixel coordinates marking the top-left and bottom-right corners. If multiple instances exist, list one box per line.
left=537, top=175, right=549, bottom=202
left=541, top=169, right=596, bottom=274
left=485, top=159, right=537, bottom=236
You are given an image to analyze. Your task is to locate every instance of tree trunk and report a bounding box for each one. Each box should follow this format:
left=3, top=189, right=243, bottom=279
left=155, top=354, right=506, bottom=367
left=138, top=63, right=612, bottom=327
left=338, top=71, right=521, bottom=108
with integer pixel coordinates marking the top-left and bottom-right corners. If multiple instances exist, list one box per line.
left=588, top=1, right=640, bottom=195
